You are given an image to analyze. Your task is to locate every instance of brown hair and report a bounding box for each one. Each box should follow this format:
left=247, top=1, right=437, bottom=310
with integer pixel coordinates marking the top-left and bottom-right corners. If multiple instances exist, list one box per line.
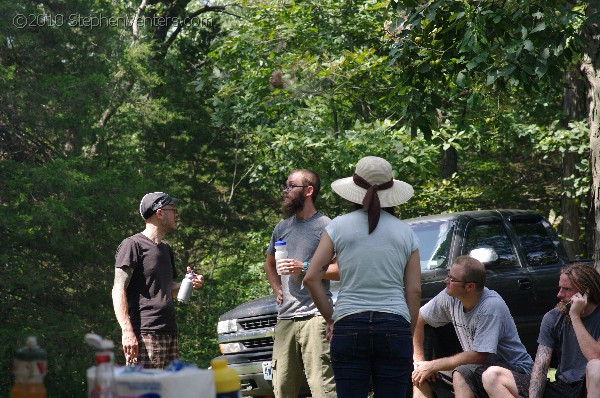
left=291, top=169, right=321, bottom=204
left=561, top=263, right=600, bottom=305
left=454, top=255, right=486, bottom=291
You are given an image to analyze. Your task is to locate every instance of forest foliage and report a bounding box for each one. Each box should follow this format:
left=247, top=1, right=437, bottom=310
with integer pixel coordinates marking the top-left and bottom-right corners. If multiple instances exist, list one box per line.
left=0, top=0, right=596, bottom=395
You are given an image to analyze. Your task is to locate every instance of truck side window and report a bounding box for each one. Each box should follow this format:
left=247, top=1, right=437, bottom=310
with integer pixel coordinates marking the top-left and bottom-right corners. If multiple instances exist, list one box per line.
left=411, top=220, right=453, bottom=270
left=511, top=219, right=559, bottom=267
left=462, top=222, right=518, bottom=268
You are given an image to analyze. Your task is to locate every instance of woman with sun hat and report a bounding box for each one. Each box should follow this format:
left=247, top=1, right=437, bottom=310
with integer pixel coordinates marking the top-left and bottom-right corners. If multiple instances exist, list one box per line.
left=304, top=156, right=421, bottom=398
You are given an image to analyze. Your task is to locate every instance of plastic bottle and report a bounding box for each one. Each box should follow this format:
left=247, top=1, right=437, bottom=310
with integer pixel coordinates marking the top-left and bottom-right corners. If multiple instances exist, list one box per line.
left=177, top=267, right=196, bottom=303
left=211, top=358, right=241, bottom=398
left=10, top=336, right=47, bottom=398
left=274, top=240, right=288, bottom=275
left=178, top=275, right=194, bottom=302
left=84, top=333, right=115, bottom=398
left=89, top=353, right=114, bottom=398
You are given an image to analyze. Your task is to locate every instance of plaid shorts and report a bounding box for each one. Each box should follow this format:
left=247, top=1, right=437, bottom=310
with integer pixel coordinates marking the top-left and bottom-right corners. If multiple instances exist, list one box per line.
left=126, top=332, right=179, bottom=369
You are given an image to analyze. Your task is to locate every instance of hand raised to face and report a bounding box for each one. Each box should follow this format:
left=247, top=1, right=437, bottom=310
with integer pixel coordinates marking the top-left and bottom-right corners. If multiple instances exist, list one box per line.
left=569, top=291, right=588, bottom=318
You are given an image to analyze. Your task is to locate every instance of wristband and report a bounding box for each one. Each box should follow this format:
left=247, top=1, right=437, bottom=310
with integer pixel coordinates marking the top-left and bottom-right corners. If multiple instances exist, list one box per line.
left=302, top=262, right=309, bottom=274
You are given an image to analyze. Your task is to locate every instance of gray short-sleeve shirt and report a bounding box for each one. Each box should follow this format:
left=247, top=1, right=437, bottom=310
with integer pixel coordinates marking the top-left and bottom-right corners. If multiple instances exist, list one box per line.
left=268, top=212, right=332, bottom=319
left=326, top=210, right=418, bottom=323
left=421, top=288, right=533, bottom=374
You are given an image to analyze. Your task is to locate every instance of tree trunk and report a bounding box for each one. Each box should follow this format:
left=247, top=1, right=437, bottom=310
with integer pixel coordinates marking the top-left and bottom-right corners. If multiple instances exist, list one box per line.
left=439, top=108, right=458, bottom=179
left=561, top=151, right=581, bottom=259
left=560, top=69, right=585, bottom=259
left=441, top=146, right=458, bottom=179
left=580, top=2, right=600, bottom=270
left=587, top=186, right=595, bottom=259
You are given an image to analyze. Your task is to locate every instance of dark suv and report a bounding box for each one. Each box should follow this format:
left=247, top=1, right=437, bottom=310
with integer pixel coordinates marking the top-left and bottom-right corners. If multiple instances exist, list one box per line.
left=216, top=210, right=585, bottom=396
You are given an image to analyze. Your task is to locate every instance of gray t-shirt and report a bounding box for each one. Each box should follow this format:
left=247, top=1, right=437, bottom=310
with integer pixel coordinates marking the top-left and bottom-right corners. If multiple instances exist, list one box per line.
left=268, top=212, right=332, bottom=319
left=421, top=288, right=533, bottom=374
left=326, top=210, right=418, bottom=323
left=538, top=305, right=600, bottom=383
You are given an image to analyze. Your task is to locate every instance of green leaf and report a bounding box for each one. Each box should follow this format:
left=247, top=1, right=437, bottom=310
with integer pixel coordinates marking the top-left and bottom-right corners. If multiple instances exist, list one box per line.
left=449, top=11, right=465, bottom=22
left=541, top=47, right=550, bottom=60
left=417, top=62, right=432, bottom=73
left=531, top=22, right=546, bottom=34
left=535, top=62, right=548, bottom=78
left=497, top=65, right=516, bottom=77
left=456, top=71, right=466, bottom=87
left=523, top=40, right=534, bottom=52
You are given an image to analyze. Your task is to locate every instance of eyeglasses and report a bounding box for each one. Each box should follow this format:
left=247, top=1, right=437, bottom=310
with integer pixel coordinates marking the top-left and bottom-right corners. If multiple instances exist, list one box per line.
left=159, top=208, right=178, bottom=215
left=446, top=273, right=472, bottom=284
left=282, top=184, right=309, bottom=192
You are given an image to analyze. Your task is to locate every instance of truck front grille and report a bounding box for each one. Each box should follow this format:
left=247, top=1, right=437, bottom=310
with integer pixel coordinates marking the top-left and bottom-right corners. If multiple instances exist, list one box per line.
left=240, top=317, right=277, bottom=330
left=244, top=337, right=274, bottom=348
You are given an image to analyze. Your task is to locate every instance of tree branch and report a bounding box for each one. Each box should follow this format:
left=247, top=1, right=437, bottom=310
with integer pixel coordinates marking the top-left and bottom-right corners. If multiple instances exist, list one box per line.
left=162, top=5, right=228, bottom=52
left=132, top=0, right=148, bottom=45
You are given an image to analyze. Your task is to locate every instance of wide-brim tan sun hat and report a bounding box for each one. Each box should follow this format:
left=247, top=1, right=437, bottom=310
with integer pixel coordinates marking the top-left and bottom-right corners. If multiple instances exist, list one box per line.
left=331, top=156, right=414, bottom=207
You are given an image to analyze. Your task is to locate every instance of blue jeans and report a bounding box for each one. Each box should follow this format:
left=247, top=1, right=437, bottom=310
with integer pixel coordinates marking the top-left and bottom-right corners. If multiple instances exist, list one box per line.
left=330, top=311, right=413, bottom=398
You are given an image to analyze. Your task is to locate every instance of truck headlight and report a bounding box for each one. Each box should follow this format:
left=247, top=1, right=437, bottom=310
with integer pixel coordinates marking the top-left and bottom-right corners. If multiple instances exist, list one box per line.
left=217, top=319, right=238, bottom=334
left=219, top=342, right=243, bottom=354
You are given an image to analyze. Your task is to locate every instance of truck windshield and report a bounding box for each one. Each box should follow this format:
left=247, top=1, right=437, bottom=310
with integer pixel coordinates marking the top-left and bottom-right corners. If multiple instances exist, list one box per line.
left=410, top=220, right=453, bottom=270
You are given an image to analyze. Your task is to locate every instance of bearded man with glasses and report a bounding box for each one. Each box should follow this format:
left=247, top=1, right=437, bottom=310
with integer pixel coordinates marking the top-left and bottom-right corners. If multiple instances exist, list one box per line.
left=412, top=255, right=533, bottom=398
left=264, top=169, right=338, bottom=398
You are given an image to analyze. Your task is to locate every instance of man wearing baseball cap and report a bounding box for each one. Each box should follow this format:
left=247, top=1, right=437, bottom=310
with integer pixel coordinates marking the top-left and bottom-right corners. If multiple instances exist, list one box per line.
left=112, top=192, right=204, bottom=369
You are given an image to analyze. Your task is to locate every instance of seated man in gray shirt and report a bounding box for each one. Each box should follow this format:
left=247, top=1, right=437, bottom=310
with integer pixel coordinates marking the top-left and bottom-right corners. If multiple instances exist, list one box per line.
left=412, top=255, right=533, bottom=398
left=528, top=263, right=600, bottom=398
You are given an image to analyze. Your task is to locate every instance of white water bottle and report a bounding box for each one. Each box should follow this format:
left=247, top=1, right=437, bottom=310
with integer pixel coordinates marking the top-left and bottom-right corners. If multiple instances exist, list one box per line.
left=274, top=240, right=288, bottom=275
left=177, top=270, right=194, bottom=303
left=90, top=353, right=114, bottom=398
left=85, top=334, right=115, bottom=398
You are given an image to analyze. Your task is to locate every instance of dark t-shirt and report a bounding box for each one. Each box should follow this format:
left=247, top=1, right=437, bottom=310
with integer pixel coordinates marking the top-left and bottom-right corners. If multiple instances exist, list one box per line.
left=115, top=233, right=178, bottom=333
left=538, top=305, right=600, bottom=383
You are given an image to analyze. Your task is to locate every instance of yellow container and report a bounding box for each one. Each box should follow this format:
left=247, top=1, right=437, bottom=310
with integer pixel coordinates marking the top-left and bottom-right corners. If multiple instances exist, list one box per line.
left=211, top=358, right=241, bottom=397
left=10, top=383, right=46, bottom=398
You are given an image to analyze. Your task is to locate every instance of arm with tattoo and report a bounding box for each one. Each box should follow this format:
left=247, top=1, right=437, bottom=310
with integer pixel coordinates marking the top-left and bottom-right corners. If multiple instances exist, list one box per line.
left=529, top=344, right=552, bottom=398
left=112, top=266, right=138, bottom=362
left=112, top=266, right=133, bottom=331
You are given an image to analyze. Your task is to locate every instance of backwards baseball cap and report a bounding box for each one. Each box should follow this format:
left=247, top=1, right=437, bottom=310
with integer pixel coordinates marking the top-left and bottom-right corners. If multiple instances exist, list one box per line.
left=139, top=192, right=181, bottom=220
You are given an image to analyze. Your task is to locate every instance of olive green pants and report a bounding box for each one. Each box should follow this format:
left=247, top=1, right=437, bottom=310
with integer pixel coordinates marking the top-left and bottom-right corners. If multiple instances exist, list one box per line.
left=272, top=316, right=336, bottom=398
